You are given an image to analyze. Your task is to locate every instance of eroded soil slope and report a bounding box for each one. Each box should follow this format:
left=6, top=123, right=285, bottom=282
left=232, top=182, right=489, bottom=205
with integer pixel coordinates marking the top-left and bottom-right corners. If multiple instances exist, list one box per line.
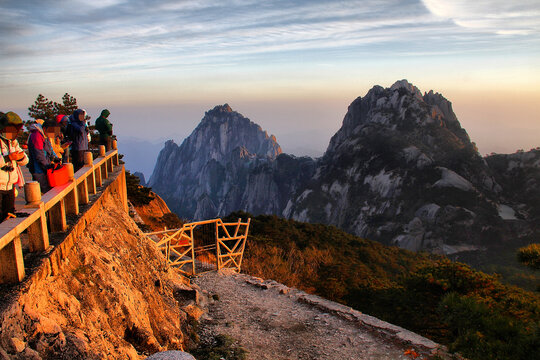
left=0, top=195, right=194, bottom=360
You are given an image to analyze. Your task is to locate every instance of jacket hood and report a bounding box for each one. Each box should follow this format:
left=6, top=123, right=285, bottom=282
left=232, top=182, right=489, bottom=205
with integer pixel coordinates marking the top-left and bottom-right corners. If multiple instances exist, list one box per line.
left=27, top=122, right=45, bottom=137
left=70, top=109, right=86, bottom=123
left=100, top=109, right=110, bottom=118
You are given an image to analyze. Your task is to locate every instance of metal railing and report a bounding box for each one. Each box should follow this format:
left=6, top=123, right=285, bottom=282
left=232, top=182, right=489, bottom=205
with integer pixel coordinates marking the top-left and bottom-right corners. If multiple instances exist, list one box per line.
left=0, top=143, right=120, bottom=284
left=146, top=218, right=250, bottom=276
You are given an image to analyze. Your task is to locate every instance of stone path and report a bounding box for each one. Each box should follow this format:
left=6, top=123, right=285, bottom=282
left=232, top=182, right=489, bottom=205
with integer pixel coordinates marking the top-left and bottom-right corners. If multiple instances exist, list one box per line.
left=194, top=270, right=448, bottom=360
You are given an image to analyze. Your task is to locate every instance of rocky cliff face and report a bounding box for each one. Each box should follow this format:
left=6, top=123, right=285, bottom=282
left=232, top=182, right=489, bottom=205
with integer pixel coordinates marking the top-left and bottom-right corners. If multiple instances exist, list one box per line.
left=149, top=104, right=315, bottom=219
left=0, top=194, right=196, bottom=359
left=149, top=82, right=539, bottom=255
left=285, top=80, right=508, bottom=253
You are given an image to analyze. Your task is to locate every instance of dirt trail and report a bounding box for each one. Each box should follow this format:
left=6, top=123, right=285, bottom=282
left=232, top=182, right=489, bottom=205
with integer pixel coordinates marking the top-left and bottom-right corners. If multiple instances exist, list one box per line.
left=194, top=270, right=447, bottom=360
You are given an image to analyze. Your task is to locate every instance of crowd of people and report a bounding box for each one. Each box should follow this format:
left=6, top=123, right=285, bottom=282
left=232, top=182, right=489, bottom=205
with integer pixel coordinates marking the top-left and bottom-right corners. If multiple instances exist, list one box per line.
left=0, top=109, right=114, bottom=222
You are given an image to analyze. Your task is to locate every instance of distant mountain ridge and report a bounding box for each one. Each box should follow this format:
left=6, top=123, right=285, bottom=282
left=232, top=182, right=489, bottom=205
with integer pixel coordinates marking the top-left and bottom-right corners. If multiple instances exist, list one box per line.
left=149, top=81, right=540, bottom=255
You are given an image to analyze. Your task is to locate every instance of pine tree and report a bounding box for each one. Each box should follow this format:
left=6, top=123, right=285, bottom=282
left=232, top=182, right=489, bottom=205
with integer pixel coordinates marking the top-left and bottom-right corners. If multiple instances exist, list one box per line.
left=54, top=93, right=78, bottom=116
left=28, top=94, right=55, bottom=122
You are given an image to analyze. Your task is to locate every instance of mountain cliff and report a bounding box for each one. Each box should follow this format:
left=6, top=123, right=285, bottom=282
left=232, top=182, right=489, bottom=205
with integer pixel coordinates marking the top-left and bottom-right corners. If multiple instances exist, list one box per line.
left=285, top=80, right=505, bottom=253
left=149, top=81, right=539, bottom=255
left=148, top=104, right=315, bottom=219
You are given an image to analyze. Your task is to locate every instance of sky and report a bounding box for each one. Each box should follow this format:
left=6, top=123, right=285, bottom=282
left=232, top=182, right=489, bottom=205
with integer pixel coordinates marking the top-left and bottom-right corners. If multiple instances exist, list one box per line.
left=1, top=0, right=539, bottom=176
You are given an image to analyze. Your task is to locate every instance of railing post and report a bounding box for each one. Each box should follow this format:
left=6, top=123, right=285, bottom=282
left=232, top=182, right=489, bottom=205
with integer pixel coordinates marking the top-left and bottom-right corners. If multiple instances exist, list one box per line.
left=0, top=236, right=25, bottom=283
left=215, top=221, right=221, bottom=270
left=77, top=179, right=89, bottom=205
left=24, top=181, right=50, bottom=252
left=49, top=200, right=67, bottom=232
left=98, top=145, right=106, bottom=157
left=107, top=157, right=113, bottom=173
left=84, top=151, right=97, bottom=195
left=95, top=146, right=106, bottom=186
left=64, top=163, right=79, bottom=215
left=112, top=141, right=119, bottom=166
left=101, top=162, right=108, bottom=180
left=24, top=181, right=41, bottom=206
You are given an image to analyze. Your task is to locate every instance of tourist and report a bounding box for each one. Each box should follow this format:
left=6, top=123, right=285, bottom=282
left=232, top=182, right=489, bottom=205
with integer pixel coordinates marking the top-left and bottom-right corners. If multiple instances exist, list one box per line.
left=95, top=109, right=113, bottom=151
left=57, top=114, right=71, bottom=163
left=27, top=120, right=61, bottom=193
left=68, top=109, right=89, bottom=172
left=45, top=119, right=64, bottom=161
left=0, top=112, right=29, bottom=221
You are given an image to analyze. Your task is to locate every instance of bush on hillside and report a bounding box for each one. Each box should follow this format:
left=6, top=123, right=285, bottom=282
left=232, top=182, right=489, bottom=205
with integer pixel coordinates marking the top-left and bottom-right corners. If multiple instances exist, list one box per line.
left=126, top=170, right=154, bottom=205
left=229, top=212, right=540, bottom=360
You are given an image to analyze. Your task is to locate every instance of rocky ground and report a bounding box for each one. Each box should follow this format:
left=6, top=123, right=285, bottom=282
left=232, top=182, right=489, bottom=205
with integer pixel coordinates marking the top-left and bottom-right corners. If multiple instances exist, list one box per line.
left=193, top=270, right=451, bottom=360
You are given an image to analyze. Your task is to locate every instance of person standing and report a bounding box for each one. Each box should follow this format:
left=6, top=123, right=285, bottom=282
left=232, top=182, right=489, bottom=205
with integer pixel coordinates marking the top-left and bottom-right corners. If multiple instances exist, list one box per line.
left=0, top=112, right=29, bottom=221
left=95, top=109, right=113, bottom=151
left=27, top=120, right=60, bottom=193
left=68, top=109, right=89, bottom=172
left=56, top=114, right=71, bottom=163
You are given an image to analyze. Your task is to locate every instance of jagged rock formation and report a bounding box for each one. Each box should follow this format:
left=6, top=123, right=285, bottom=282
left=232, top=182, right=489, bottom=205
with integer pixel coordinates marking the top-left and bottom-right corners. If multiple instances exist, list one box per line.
left=285, top=80, right=507, bottom=253
left=149, top=82, right=539, bottom=254
left=485, top=148, right=540, bottom=236
left=149, top=104, right=315, bottom=219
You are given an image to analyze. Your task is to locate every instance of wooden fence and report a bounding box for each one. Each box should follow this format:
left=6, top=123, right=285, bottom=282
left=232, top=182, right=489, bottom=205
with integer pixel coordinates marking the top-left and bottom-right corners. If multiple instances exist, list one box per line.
left=147, top=218, right=250, bottom=276
left=0, top=143, right=120, bottom=284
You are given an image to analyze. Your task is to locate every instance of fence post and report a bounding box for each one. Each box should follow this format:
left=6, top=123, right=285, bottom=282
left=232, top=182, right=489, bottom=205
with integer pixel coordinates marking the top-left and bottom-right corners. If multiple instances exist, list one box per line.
left=215, top=221, right=221, bottom=270
left=24, top=181, right=41, bottom=206
left=49, top=200, right=67, bottom=232
left=112, top=141, right=119, bottom=166
left=77, top=178, right=89, bottom=205
left=24, top=182, right=50, bottom=252
left=101, top=162, right=108, bottom=180
left=64, top=164, right=79, bottom=215
left=98, top=145, right=106, bottom=157
left=84, top=151, right=96, bottom=195
left=0, top=236, right=25, bottom=284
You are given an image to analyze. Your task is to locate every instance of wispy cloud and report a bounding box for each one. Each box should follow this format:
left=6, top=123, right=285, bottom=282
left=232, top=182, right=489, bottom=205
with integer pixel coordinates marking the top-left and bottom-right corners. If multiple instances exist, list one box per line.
left=421, top=0, right=540, bottom=35
left=0, top=0, right=539, bottom=96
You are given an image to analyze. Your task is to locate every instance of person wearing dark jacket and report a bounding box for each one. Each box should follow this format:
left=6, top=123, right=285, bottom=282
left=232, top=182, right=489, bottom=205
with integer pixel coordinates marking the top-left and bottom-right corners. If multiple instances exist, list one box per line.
left=27, top=120, right=60, bottom=193
left=95, top=109, right=113, bottom=151
left=68, top=109, right=89, bottom=172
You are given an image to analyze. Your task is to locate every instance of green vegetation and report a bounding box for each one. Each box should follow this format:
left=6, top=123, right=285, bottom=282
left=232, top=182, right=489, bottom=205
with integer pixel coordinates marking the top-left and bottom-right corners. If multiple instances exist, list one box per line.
left=229, top=212, right=540, bottom=360
left=190, top=334, right=247, bottom=360
left=28, top=93, right=81, bottom=122
left=518, top=244, right=540, bottom=270
left=126, top=170, right=155, bottom=205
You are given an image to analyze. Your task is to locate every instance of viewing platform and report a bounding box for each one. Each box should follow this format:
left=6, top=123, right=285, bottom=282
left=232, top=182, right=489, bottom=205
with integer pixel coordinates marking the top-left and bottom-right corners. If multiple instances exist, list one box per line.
left=0, top=143, right=125, bottom=285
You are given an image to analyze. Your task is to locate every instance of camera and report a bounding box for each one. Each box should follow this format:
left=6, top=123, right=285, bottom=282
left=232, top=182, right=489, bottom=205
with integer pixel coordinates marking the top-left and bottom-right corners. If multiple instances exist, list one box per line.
left=1, top=164, right=14, bottom=172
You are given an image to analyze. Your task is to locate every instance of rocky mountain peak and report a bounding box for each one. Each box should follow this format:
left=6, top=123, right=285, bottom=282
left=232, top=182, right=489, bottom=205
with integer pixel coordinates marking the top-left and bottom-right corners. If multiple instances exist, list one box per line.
left=327, top=80, right=472, bottom=157
left=390, top=79, right=423, bottom=98
left=149, top=104, right=287, bottom=219
left=149, top=81, right=539, bottom=256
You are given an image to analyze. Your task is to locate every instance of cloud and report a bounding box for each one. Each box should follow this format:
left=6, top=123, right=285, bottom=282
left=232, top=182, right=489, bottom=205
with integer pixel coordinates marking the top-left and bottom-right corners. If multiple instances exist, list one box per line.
left=421, top=0, right=540, bottom=35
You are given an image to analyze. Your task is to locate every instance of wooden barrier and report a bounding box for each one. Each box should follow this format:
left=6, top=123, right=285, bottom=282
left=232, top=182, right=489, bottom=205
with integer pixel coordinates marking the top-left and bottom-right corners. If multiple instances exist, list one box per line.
left=0, top=149, right=121, bottom=284
left=147, top=218, right=250, bottom=276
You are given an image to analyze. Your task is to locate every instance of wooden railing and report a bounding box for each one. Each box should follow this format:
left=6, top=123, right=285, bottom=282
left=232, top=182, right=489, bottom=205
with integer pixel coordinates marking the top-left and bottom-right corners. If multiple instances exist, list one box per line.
left=146, top=218, right=250, bottom=276
left=0, top=143, right=121, bottom=284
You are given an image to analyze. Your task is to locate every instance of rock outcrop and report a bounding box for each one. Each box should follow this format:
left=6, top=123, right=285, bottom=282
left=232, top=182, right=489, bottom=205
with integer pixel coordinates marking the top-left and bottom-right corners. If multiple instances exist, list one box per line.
left=149, top=82, right=539, bottom=255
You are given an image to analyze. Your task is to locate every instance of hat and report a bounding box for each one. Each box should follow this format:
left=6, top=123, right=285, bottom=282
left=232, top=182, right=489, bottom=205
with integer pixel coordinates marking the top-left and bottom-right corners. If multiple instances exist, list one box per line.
left=35, top=119, right=45, bottom=125
left=0, top=111, right=23, bottom=130
left=55, top=114, right=67, bottom=123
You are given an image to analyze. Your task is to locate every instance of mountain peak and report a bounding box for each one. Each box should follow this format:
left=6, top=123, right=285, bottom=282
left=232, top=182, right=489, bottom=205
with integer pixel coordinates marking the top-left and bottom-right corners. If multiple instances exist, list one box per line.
left=390, top=79, right=422, bottom=97
left=207, top=104, right=234, bottom=117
